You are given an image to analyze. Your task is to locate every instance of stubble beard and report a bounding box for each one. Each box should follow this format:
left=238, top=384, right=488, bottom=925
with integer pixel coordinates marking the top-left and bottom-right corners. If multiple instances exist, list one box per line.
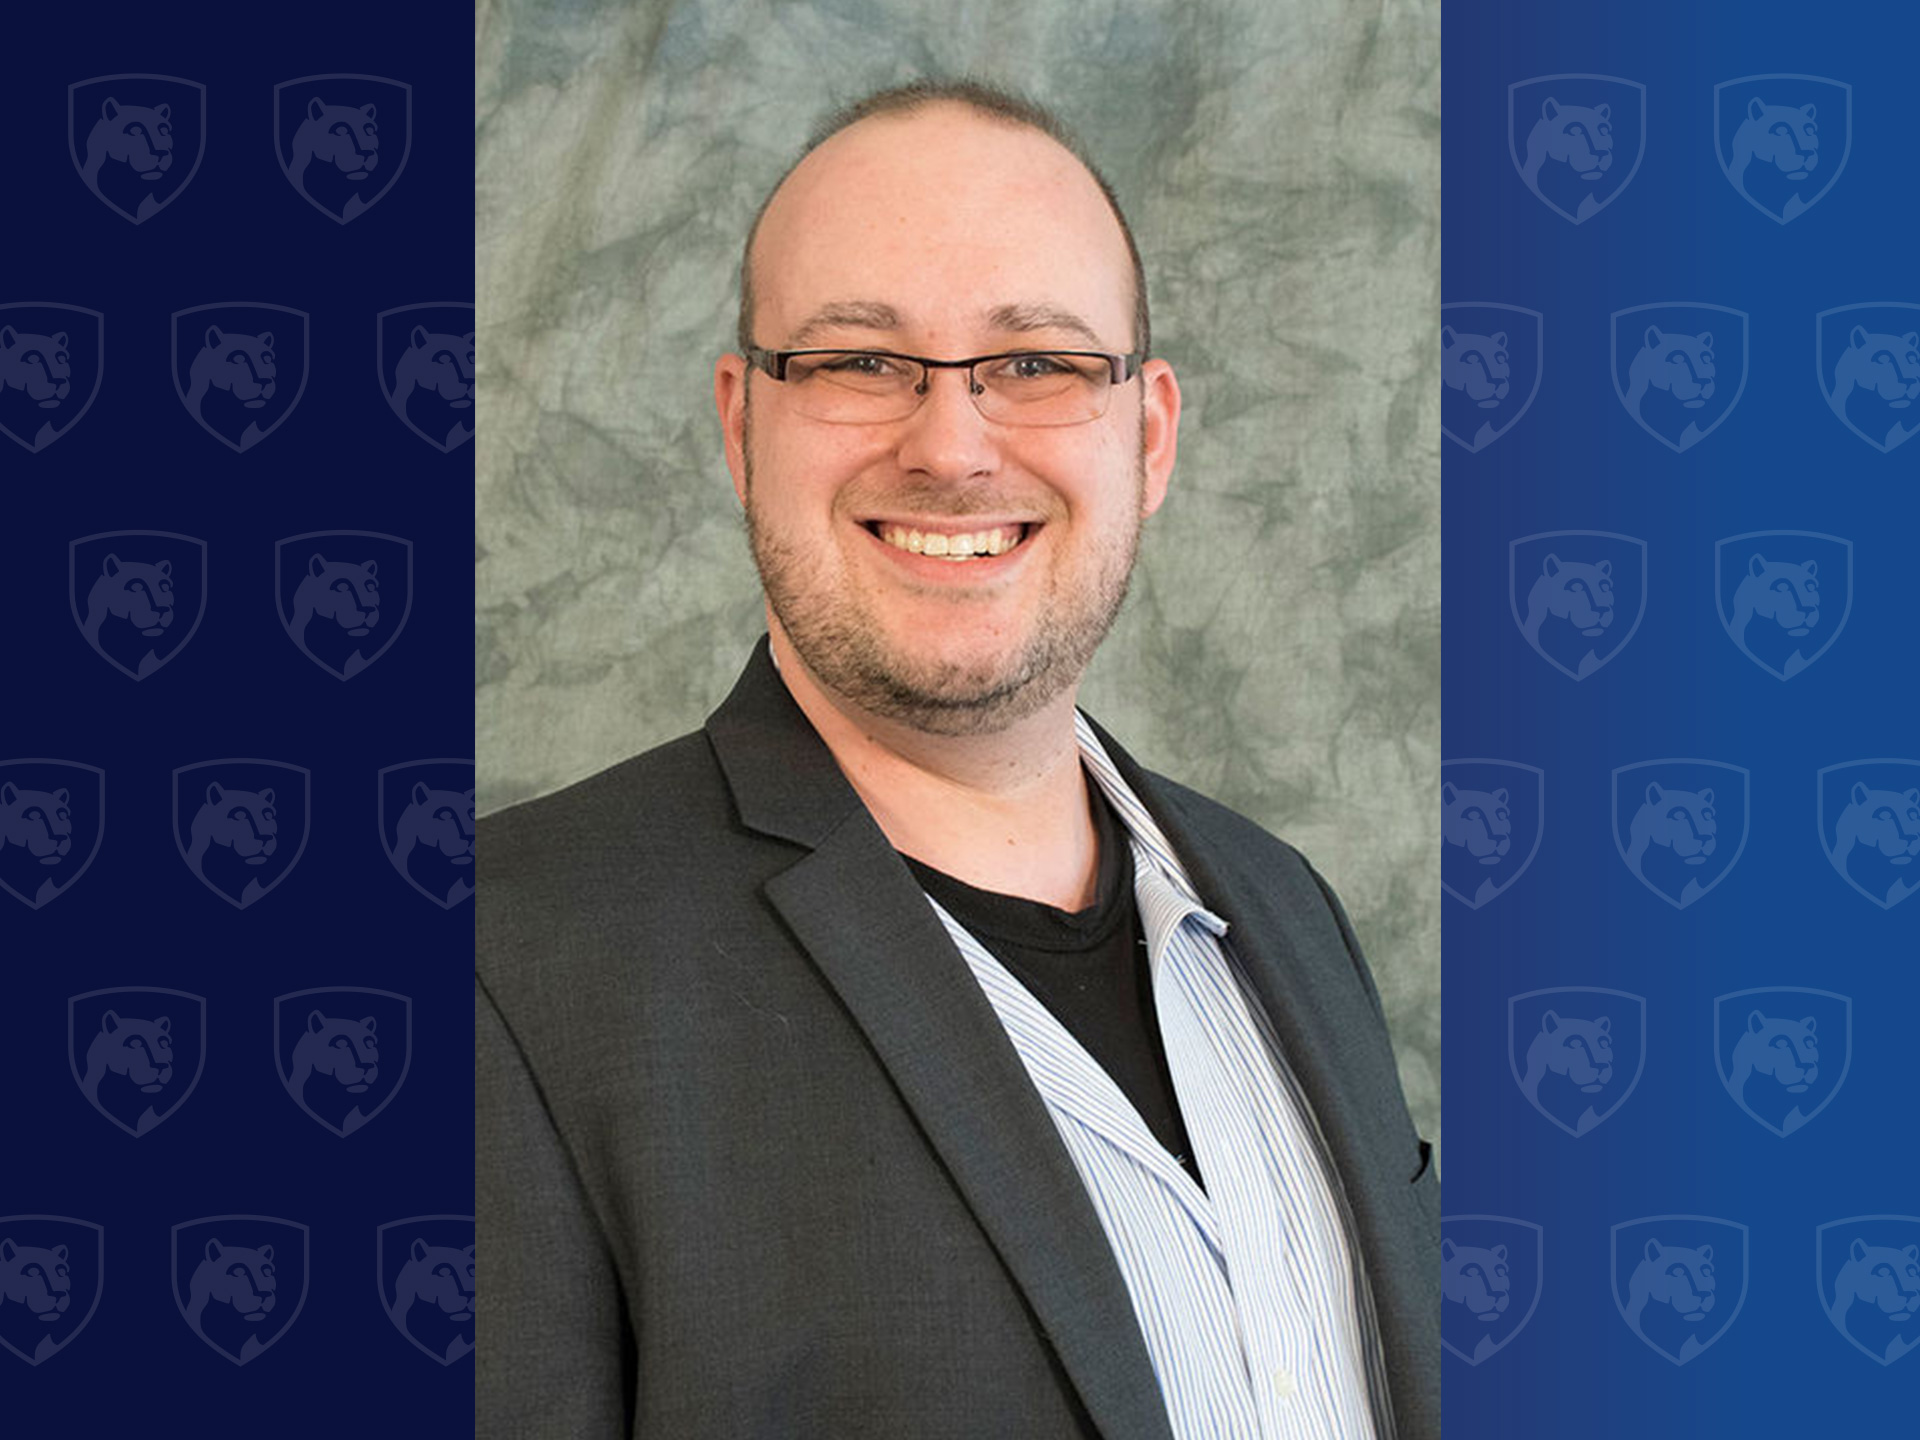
left=742, top=400, right=1146, bottom=737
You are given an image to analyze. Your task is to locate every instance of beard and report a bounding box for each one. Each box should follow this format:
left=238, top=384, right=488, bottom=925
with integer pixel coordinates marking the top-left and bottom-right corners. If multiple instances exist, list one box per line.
left=742, top=402, right=1146, bottom=737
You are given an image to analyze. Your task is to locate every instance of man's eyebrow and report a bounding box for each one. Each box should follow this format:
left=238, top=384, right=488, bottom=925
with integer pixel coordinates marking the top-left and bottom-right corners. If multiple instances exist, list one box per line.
left=787, top=301, right=903, bottom=347
left=984, top=303, right=1108, bottom=350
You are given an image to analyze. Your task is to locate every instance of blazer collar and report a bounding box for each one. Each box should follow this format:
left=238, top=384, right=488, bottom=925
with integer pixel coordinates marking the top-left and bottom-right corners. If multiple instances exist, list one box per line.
left=704, top=640, right=1177, bottom=1440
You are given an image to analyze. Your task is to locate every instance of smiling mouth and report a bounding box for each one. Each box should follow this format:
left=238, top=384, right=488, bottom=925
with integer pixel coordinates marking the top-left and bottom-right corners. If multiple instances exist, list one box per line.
left=866, top=521, right=1033, bottom=560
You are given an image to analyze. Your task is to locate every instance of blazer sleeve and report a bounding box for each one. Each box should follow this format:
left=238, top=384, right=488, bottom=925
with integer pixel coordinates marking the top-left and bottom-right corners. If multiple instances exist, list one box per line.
left=477, top=974, right=633, bottom=1439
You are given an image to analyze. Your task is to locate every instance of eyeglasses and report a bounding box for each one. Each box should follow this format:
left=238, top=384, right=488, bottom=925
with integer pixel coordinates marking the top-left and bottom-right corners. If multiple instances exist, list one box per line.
left=744, top=347, right=1141, bottom=427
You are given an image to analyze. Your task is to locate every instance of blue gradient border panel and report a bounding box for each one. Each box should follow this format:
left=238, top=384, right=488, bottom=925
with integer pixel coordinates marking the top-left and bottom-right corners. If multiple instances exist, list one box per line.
left=1446, top=4, right=1920, bottom=1433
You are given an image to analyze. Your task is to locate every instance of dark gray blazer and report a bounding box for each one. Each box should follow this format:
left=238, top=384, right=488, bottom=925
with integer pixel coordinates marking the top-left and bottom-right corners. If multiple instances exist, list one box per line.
left=478, top=640, right=1439, bottom=1439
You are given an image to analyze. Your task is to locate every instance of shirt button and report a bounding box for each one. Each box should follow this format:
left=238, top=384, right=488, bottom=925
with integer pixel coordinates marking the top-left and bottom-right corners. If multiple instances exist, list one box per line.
left=1274, top=1368, right=1297, bottom=1399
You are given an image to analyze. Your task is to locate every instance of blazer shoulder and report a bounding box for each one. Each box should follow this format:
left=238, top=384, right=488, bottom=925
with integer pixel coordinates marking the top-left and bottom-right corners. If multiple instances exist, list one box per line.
left=480, top=730, right=725, bottom=875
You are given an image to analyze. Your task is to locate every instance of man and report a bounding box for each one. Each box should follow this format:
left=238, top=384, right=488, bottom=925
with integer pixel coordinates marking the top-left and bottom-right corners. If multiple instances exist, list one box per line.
left=479, top=80, right=1438, bottom=1440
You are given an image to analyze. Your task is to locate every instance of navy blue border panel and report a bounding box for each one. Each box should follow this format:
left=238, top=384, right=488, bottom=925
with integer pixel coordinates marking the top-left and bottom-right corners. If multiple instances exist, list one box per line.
left=1445, top=4, right=1920, bottom=1432
left=1, top=9, right=474, bottom=1432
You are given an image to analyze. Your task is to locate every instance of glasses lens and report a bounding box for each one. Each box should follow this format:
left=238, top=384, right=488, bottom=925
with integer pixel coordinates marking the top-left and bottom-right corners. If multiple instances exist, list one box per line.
left=784, top=351, right=921, bottom=422
left=973, top=353, right=1111, bottom=426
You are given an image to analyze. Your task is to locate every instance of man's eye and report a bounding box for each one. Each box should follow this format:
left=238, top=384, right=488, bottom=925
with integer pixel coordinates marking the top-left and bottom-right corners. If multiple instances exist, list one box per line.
left=1005, top=354, right=1073, bottom=379
left=820, top=353, right=904, bottom=377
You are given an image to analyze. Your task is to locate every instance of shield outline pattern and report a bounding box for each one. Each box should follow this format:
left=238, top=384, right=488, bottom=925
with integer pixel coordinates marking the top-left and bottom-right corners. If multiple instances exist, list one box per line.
left=377, top=302, right=475, bottom=452
left=272, top=74, right=413, bottom=225
left=274, top=530, right=415, bottom=681
left=1714, top=986, right=1851, bottom=1138
left=170, top=1214, right=309, bottom=1366
left=0, top=757, right=106, bottom=910
left=66, top=986, right=208, bottom=1139
left=1815, top=302, right=1920, bottom=454
left=67, top=529, right=209, bottom=681
left=0, top=301, right=105, bottom=455
left=1714, top=530, right=1852, bottom=682
left=1507, top=73, right=1648, bottom=224
left=1507, top=986, right=1647, bottom=1138
left=1441, top=758, right=1544, bottom=910
left=272, top=986, right=414, bottom=1138
left=1441, top=302, right=1543, bottom=452
left=1610, top=302, right=1750, bottom=453
left=1817, top=759, right=1920, bottom=910
left=1713, top=74, right=1852, bottom=226
left=1611, top=758, right=1751, bottom=910
left=170, top=757, right=311, bottom=910
left=375, top=1214, right=475, bottom=1365
left=377, top=758, right=475, bottom=910
left=1508, top=530, right=1648, bottom=681
left=1611, top=1214, right=1750, bottom=1367
left=169, top=302, right=310, bottom=454
left=1816, top=1216, right=1920, bottom=1366
left=0, top=1215, right=104, bottom=1366
left=1440, top=1214, right=1544, bottom=1365
left=67, top=73, right=208, bottom=225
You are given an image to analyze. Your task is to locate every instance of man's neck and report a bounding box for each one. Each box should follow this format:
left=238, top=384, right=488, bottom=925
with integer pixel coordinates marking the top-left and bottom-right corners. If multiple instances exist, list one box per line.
left=768, top=626, right=1101, bottom=911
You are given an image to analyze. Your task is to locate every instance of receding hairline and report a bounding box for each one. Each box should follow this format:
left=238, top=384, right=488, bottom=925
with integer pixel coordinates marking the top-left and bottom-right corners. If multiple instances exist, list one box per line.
left=736, top=81, right=1150, bottom=358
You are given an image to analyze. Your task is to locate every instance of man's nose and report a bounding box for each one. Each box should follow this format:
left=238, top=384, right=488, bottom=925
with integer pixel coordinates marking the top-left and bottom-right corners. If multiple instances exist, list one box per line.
left=892, top=367, right=1000, bottom=479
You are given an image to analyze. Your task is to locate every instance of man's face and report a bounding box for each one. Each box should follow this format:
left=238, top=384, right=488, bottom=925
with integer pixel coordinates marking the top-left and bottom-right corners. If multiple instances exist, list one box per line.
left=717, top=105, right=1180, bottom=735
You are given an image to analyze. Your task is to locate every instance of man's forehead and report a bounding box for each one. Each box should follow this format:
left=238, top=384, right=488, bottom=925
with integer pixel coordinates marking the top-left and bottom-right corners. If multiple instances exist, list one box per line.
left=750, top=105, right=1134, bottom=345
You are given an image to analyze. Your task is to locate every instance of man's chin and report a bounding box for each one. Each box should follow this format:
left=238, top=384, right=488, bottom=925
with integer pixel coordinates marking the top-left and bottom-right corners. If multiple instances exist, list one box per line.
left=817, top=646, right=1065, bottom=736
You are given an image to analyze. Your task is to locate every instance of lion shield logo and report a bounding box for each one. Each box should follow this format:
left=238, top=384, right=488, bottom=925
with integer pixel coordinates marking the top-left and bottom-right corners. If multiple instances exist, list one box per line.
left=273, top=74, right=412, bottom=224
left=1509, top=74, right=1645, bottom=224
left=0, top=1216, right=103, bottom=1366
left=1508, top=988, right=1645, bottom=1138
left=171, top=303, right=310, bottom=453
left=378, top=759, right=475, bottom=909
left=1441, top=303, right=1541, bottom=452
left=1818, top=760, right=1920, bottom=910
left=1715, top=531, right=1851, bottom=681
left=0, top=758, right=104, bottom=910
left=1611, top=303, right=1749, bottom=453
left=69, top=531, right=208, bottom=681
left=274, top=531, right=414, bottom=681
left=1441, top=759, right=1543, bottom=909
left=171, top=1215, right=308, bottom=1366
left=67, top=987, right=206, bottom=1139
left=171, top=758, right=310, bottom=909
left=68, top=74, right=206, bottom=225
left=1715, top=987, right=1850, bottom=1138
left=1715, top=75, right=1851, bottom=225
left=1817, top=303, right=1920, bottom=453
left=0, top=302, right=104, bottom=455
left=378, top=304, right=475, bottom=452
left=1612, top=759, right=1750, bottom=910
left=1441, top=1215, right=1541, bottom=1365
left=1509, top=531, right=1646, bottom=680
left=1612, top=1215, right=1748, bottom=1366
left=376, top=1216, right=474, bottom=1365
left=274, top=987, right=412, bottom=1138
left=1817, top=1217, right=1920, bottom=1366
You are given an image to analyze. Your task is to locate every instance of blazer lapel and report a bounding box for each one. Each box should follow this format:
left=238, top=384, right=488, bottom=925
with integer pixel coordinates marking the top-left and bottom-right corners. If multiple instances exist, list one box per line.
left=710, top=645, right=1176, bottom=1440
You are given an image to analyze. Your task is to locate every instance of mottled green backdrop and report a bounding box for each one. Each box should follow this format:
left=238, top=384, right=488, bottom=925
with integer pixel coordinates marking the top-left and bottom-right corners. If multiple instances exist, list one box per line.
left=476, top=0, right=1440, bottom=1147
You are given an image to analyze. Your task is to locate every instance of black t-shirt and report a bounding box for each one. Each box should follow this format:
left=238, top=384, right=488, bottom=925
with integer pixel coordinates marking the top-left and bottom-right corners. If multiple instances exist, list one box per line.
left=905, top=780, right=1203, bottom=1187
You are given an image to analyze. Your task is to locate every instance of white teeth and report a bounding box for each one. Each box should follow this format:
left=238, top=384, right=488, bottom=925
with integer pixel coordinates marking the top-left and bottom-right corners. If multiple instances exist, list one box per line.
left=878, top=524, right=1021, bottom=558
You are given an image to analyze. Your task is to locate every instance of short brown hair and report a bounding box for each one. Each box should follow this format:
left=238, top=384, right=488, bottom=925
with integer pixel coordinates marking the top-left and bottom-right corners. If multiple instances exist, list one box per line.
left=736, top=78, right=1150, bottom=359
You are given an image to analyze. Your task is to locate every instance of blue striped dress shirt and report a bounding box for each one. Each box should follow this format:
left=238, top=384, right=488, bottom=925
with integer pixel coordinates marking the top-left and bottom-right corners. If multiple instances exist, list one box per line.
left=921, top=715, right=1383, bottom=1440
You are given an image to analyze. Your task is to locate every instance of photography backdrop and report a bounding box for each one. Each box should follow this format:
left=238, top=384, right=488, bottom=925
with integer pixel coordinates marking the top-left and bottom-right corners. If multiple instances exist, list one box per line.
left=475, top=0, right=1442, bottom=1144
left=1447, top=2, right=1920, bottom=1430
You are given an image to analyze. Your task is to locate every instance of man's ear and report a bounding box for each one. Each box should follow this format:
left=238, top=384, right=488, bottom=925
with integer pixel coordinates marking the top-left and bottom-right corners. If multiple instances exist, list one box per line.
left=1138, top=357, right=1181, bottom=519
left=714, top=352, right=749, bottom=508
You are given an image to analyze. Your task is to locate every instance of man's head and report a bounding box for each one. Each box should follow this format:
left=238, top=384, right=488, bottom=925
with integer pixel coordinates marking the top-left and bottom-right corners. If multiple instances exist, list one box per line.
left=715, top=80, right=1180, bottom=736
